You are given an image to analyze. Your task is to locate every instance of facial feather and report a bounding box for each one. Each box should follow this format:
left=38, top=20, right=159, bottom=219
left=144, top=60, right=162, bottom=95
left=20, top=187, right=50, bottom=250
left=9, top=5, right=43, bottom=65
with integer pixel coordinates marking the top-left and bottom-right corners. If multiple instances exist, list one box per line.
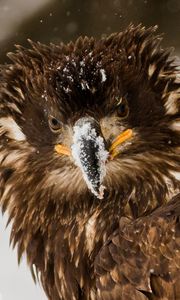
left=0, top=117, right=26, bottom=141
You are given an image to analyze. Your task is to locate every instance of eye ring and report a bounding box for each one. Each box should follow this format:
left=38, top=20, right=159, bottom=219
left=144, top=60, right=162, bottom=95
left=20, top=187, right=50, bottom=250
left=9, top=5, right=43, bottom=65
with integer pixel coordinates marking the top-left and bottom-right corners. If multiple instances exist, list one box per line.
left=48, top=115, right=62, bottom=132
left=116, top=97, right=129, bottom=118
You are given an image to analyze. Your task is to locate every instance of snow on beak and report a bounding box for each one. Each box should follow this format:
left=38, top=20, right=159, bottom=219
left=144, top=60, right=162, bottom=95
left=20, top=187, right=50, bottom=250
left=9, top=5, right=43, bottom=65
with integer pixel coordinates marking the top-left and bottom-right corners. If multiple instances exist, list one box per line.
left=71, top=117, right=109, bottom=199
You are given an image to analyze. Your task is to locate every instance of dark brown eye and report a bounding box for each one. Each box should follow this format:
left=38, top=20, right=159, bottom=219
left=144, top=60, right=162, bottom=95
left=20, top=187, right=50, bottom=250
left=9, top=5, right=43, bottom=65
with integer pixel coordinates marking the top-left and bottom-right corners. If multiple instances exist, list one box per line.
left=48, top=116, right=62, bottom=132
left=116, top=98, right=129, bottom=118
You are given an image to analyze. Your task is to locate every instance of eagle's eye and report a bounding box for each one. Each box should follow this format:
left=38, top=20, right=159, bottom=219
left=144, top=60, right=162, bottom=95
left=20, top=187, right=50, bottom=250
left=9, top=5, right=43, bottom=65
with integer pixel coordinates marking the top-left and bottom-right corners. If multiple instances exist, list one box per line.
left=116, top=97, right=129, bottom=118
left=48, top=116, right=62, bottom=132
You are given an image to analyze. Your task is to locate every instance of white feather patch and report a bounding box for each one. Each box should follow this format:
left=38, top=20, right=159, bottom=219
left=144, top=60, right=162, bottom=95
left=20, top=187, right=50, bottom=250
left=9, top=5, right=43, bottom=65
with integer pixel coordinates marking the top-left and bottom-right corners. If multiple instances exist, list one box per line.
left=0, top=117, right=26, bottom=141
left=170, top=120, right=180, bottom=131
left=165, top=91, right=179, bottom=115
left=85, top=212, right=98, bottom=254
left=170, top=171, right=180, bottom=181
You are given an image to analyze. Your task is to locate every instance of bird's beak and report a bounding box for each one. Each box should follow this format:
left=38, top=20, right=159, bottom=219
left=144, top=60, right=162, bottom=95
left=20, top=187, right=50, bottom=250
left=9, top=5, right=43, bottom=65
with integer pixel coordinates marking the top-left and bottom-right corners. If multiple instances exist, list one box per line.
left=71, top=117, right=108, bottom=199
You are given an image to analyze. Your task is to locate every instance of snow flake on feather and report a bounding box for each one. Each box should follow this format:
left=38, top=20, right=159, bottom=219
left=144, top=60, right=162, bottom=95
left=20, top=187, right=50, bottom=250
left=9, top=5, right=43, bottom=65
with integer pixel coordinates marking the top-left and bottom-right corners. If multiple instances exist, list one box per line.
left=100, top=69, right=106, bottom=83
left=81, top=80, right=90, bottom=90
left=55, top=53, right=107, bottom=95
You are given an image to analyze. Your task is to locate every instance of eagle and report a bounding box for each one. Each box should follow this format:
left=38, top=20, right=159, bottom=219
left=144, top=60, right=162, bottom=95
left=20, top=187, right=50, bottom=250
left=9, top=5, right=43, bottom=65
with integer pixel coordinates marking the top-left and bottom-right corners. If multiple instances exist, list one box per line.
left=0, top=24, right=179, bottom=300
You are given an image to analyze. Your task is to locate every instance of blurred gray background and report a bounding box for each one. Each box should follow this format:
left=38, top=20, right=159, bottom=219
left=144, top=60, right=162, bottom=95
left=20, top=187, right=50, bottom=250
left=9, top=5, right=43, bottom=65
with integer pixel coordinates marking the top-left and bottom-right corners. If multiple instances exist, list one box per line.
left=0, top=0, right=179, bottom=299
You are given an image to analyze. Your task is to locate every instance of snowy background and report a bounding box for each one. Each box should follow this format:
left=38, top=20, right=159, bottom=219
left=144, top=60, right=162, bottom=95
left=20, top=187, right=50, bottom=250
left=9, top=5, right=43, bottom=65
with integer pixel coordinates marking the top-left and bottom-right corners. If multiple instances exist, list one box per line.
left=0, top=0, right=179, bottom=299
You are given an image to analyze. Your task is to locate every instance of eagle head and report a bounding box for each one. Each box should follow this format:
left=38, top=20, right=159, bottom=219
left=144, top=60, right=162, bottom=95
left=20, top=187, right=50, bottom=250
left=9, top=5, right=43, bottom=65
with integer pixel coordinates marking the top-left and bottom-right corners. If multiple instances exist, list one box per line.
left=0, top=24, right=179, bottom=232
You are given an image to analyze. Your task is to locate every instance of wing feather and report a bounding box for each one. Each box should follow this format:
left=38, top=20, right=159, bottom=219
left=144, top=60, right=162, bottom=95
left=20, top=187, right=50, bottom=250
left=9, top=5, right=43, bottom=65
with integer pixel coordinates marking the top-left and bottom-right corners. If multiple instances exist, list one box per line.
left=95, top=194, right=180, bottom=299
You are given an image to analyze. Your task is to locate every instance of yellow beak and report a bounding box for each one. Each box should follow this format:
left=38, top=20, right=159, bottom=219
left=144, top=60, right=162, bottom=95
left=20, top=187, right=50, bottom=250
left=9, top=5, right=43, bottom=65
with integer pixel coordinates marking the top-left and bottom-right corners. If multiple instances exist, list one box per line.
left=54, top=128, right=133, bottom=159
left=54, top=144, right=71, bottom=156
left=109, top=129, right=133, bottom=159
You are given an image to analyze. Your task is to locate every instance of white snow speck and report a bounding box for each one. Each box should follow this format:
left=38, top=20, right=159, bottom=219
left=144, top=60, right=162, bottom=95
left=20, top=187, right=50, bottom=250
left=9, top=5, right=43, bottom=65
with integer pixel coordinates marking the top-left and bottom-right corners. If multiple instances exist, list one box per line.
left=63, top=66, right=68, bottom=73
left=63, top=87, right=71, bottom=93
left=72, top=60, right=76, bottom=67
left=88, top=51, right=93, bottom=57
left=100, top=69, right=106, bottom=83
left=41, top=91, right=48, bottom=101
left=67, top=75, right=74, bottom=82
left=80, top=67, right=84, bottom=75
left=80, top=61, right=84, bottom=66
left=81, top=80, right=90, bottom=90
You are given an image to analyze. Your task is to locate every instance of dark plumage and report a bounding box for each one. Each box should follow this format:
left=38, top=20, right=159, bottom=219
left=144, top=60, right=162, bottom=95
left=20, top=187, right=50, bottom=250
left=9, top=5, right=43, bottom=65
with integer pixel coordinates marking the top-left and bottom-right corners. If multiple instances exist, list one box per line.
left=0, top=24, right=179, bottom=299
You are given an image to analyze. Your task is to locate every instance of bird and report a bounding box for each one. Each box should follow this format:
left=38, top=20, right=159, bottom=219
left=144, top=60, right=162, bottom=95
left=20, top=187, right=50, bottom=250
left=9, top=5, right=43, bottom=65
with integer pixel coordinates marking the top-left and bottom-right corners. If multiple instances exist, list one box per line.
left=0, top=24, right=179, bottom=300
